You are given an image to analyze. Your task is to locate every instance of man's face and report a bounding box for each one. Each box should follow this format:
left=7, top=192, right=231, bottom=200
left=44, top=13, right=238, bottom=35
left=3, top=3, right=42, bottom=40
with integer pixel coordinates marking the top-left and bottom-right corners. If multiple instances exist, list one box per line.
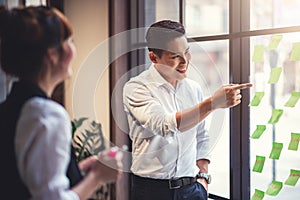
left=152, top=35, right=191, bottom=87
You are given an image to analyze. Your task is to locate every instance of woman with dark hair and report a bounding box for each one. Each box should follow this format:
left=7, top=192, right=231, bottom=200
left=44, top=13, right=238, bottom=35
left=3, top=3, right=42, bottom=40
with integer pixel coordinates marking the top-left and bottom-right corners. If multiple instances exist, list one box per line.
left=0, top=6, right=122, bottom=199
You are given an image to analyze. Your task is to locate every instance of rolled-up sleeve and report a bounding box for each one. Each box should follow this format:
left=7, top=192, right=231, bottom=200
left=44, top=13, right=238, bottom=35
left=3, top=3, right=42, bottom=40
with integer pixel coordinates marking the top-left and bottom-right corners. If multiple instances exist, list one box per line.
left=194, top=83, right=211, bottom=162
left=123, top=81, right=178, bottom=136
left=196, top=121, right=211, bottom=162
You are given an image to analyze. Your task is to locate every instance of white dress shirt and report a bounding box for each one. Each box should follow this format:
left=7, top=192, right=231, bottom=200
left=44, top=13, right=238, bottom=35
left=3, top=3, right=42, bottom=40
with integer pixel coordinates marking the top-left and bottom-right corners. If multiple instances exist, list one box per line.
left=15, top=97, right=79, bottom=200
left=123, top=65, right=210, bottom=179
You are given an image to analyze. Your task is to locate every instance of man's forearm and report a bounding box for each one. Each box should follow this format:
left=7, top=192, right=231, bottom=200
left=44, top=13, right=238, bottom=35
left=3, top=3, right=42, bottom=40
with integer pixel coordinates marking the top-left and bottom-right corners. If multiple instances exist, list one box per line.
left=176, top=97, right=213, bottom=132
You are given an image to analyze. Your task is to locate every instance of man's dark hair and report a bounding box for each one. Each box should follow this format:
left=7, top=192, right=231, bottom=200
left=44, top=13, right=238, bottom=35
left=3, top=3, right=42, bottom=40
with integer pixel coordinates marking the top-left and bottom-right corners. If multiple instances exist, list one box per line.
left=146, top=20, right=186, bottom=58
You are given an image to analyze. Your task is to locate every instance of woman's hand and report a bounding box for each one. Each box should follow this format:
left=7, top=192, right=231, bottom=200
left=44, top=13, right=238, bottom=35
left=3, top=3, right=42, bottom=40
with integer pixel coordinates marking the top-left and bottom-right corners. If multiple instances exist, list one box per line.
left=78, top=149, right=123, bottom=184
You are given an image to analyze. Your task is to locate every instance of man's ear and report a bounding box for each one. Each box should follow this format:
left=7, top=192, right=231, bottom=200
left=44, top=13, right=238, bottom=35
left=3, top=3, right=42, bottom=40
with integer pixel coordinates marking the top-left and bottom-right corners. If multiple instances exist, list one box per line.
left=149, top=51, right=158, bottom=63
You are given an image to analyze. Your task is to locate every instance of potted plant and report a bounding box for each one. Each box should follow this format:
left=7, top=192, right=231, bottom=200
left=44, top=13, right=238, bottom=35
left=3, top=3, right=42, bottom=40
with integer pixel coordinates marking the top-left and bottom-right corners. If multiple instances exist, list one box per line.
left=71, top=117, right=111, bottom=200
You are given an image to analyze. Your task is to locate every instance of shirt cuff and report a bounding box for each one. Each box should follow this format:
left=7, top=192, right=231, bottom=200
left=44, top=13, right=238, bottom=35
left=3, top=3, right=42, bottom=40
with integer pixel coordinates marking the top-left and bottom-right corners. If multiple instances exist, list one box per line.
left=196, top=150, right=211, bottom=163
left=68, top=190, right=80, bottom=200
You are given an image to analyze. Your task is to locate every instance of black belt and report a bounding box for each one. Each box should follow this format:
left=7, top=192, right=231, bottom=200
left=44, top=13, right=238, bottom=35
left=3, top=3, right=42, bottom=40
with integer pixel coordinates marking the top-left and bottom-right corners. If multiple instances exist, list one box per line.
left=132, top=174, right=197, bottom=189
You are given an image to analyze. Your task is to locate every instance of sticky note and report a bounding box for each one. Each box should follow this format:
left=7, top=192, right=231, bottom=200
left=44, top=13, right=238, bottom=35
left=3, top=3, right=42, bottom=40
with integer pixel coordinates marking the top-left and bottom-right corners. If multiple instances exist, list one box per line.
left=267, top=35, right=283, bottom=50
left=251, top=189, right=265, bottom=200
left=252, top=45, right=265, bottom=62
left=266, top=181, right=283, bottom=196
left=269, top=142, right=283, bottom=160
left=290, top=42, right=300, bottom=61
left=251, top=125, right=267, bottom=139
left=249, top=92, right=265, bottom=106
left=268, top=109, right=283, bottom=124
left=285, top=169, right=300, bottom=186
left=268, top=67, right=282, bottom=84
left=288, top=133, right=300, bottom=151
left=284, top=92, right=300, bottom=107
left=252, top=155, right=266, bottom=173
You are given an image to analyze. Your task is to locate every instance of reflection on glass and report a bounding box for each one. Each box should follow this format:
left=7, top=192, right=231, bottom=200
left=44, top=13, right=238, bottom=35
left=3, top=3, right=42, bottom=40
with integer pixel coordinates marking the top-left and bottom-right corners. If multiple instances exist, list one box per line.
left=251, top=0, right=300, bottom=30
left=250, top=33, right=300, bottom=199
left=185, top=0, right=228, bottom=37
left=145, top=0, right=179, bottom=27
left=188, top=40, right=229, bottom=198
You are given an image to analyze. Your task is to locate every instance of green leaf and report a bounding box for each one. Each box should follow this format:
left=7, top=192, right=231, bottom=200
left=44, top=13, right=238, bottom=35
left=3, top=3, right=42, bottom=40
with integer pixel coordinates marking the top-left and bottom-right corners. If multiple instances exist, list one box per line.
left=71, top=118, right=107, bottom=162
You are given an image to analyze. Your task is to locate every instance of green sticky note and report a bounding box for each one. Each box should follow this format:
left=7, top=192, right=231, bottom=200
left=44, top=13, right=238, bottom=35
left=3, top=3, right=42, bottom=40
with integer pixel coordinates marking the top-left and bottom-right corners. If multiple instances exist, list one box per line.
left=285, top=169, right=300, bottom=186
left=251, top=189, right=265, bottom=200
left=249, top=92, right=265, bottom=106
left=267, top=35, right=283, bottom=50
left=252, top=45, right=265, bottom=62
left=269, top=142, right=283, bottom=160
left=284, top=92, right=300, bottom=107
left=290, top=42, right=300, bottom=61
left=251, top=125, right=267, bottom=139
left=252, top=155, right=266, bottom=173
left=268, top=67, right=282, bottom=84
left=268, top=109, right=283, bottom=124
left=266, top=181, right=283, bottom=196
left=288, top=133, right=300, bottom=151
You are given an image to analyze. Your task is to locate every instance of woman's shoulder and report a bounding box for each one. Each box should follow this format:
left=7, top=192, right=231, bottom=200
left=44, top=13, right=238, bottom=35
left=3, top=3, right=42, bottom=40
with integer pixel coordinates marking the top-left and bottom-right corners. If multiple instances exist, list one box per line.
left=22, top=97, right=69, bottom=120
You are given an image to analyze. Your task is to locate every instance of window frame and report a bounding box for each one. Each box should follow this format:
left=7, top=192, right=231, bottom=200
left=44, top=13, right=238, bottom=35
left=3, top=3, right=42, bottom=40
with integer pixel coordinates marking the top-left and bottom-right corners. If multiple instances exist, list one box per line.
left=182, top=0, right=249, bottom=198
left=108, top=0, right=300, bottom=199
left=180, top=0, right=300, bottom=199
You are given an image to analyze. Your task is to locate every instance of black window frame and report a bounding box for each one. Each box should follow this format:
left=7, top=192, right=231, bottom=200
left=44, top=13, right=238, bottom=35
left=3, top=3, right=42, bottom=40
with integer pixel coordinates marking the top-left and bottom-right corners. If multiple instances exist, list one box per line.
left=141, top=0, right=300, bottom=199
left=181, top=0, right=300, bottom=199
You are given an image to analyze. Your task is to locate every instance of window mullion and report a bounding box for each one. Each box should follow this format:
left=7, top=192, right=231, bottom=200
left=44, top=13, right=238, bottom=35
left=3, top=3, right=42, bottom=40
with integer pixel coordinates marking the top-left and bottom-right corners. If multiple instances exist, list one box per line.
left=229, top=0, right=251, bottom=199
left=240, top=0, right=251, bottom=199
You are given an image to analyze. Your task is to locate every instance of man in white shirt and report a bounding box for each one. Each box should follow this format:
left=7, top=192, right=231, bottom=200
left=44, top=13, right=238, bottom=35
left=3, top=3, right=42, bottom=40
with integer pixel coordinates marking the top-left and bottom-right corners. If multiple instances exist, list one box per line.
left=123, top=20, right=252, bottom=200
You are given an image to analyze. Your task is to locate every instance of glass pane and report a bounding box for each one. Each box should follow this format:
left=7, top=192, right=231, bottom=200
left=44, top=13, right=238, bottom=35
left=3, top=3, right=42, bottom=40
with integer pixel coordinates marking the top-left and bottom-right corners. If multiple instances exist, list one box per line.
left=25, top=0, right=46, bottom=6
left=185, top=0, right=229, bottom=37
left=250, top=33, right=300, bottom=199
left=189, top=40, right=229, bottom=198
left=145, top=0, right=179, bottom=27
left=251, top=0, right=300, bottom=30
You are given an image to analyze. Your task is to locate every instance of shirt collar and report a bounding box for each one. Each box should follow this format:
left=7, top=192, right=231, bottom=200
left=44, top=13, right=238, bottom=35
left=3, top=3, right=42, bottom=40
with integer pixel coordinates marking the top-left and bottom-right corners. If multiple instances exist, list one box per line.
left=149, top=64, right=184, bottom=92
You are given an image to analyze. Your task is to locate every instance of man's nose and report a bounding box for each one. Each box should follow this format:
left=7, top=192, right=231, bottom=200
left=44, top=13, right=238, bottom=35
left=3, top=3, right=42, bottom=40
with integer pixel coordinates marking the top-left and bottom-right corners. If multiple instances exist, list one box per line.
left=180, top=53, right=190, bottom=64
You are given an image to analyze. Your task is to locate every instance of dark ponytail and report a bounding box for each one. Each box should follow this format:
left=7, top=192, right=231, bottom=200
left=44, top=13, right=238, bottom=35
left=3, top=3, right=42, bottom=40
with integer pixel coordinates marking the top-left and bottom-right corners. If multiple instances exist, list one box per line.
left=0, top=6, right=73, bottom=79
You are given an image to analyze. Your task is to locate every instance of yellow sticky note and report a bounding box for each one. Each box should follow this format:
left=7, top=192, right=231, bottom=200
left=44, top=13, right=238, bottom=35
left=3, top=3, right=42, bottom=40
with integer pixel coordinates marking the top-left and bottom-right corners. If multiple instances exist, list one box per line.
left=284, top=92, right=300, bottom=107
left=269, top=142, right=283, bottom=160
left=290, top=42, right=300, bottom=61
left=250, top=125, right=266, bottom=139
left=268, top=67, right=282, bottom=84
left=267, top=35, right=283, bottom=50
left=288, top=133, right=300, bottom=151
left=249, top=92, right=265, bottom=106
left=266, top=181, right=283, bottom=196
left=268, top=109, right=283, bottom=124
left=285, top=169, right=300, bottom=186
left=252, top=45, right=265, bottom=62
left=252, top=155, right=266, bottom=173
left=251, top=189, right=265, bottom=200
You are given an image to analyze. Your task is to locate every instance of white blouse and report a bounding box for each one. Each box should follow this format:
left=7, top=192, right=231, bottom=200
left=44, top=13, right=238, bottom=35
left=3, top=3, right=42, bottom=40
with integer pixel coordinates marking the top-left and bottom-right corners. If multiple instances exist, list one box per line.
left=15, top=97, right=79, bottom=200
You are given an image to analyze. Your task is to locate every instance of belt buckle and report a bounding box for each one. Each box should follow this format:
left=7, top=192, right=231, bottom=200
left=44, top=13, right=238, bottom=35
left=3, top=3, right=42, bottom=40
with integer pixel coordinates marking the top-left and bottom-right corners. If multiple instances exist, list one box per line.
left=169, top=179, right=181, bottom=189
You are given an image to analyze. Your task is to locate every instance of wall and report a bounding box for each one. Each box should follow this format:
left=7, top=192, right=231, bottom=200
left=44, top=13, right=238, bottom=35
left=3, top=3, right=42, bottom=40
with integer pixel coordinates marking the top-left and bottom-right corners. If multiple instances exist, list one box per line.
left=64, top=0, right=110, bottom=141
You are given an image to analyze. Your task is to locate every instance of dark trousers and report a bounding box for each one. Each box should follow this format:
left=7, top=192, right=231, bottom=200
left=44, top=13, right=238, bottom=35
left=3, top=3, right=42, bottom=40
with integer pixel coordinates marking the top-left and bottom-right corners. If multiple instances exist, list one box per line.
left=131, top=174, right=208, bottom=200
